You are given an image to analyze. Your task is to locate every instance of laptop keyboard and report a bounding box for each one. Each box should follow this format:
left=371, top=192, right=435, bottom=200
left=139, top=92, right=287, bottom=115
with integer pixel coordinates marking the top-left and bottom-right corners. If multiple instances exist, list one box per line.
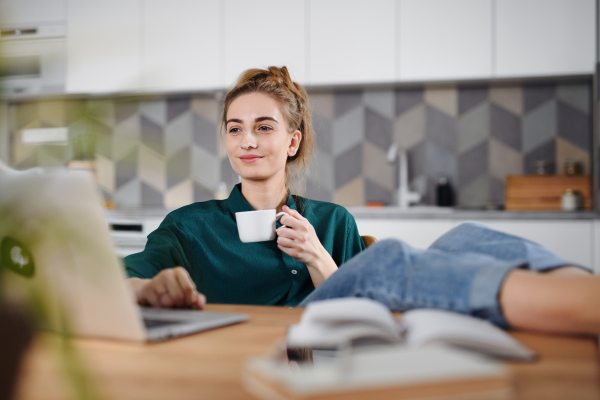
left=143, top=318, right=183, bottom=329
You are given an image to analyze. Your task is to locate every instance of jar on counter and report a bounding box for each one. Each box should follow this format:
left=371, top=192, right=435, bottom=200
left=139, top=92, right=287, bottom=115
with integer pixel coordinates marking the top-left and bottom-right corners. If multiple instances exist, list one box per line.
left=561, top=189, right=582, bottom=211
left=564, top=159, right=583, bottom=176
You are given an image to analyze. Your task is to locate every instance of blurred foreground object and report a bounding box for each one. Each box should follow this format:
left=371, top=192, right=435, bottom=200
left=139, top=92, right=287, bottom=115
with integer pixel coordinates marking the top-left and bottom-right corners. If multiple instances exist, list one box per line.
left=0, top=303, right=34, bottom=400
left=505, top=175, right=592, bottom=211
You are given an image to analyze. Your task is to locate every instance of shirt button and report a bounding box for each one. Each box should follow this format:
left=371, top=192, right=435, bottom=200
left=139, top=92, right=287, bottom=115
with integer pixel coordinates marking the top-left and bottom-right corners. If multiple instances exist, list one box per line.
left=291, top=270, right=298, bottom=275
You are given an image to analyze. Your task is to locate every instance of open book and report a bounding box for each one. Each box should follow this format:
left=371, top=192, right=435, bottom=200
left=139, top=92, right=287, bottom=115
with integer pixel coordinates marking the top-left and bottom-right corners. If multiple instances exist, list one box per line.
left=243, top=298, right=529, bottom=400
left=286, top=297, right=535, bottom=360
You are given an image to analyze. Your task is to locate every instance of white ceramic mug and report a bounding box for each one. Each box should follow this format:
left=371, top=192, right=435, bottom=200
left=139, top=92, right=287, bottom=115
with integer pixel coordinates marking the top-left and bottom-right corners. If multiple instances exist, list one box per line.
left=235, top=209, right=288, bottom=243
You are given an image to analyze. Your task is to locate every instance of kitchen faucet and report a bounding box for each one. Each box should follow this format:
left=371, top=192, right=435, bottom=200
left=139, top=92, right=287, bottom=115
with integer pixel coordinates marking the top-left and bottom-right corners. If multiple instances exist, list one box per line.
left=387, top=143, right=421, bottom=209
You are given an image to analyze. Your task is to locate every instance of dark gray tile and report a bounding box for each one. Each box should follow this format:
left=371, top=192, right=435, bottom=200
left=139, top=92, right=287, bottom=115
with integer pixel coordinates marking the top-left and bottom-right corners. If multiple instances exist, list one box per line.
left=116, top=149, right=138, bottom=189
left=306, top=179, right=332, bottom=202
left=14, top=102, right=38, bottom=130
left=523, top=84, right=556, bottom=113
left=395, top=87, right=423, bottom=116
left=491, top=104, right=521, bottom=151
left=65, top=100, right=86, bottom=126
left=522, top=100, right=557, bottom=153
left=334, top=90, right=362, bottom=117
left=364, top=178, right=393, bottom=205
left=557, top=101, right=591, bottom=151
left=334, top=144, right=362, bottom=188
left=426, top=105, right=457, bottom=152
left=425, top=141, right=457, bottom=184
left=221, top=157, right=239, bottom=188
left=458, top=140, right=488, bottom=188
left=166, top=147, right=190, bottom=189
left=490, top=177, right=505, bottom=205
left=423, top=176, right=439, bottom=206
left=167, top=97, right=191, bottom=122
left=458, top=86, right=488, bottom=115
left=141, top=115, right=164, bottom=155
left=364, top=108, right=392, bottom=150
left=457, top=102, right=490, bottom=154
left=457, top=175, right=491, bottom=207
left=115, top=101, right=138, bottom=124
left=193, top=113, right=218, bottom=154
left=524, top=139, right=555, bottom=175
left=141, top=182, right=164, bottom=207
left=194, top=182, right=214, bottom=202
left=407, top=140, right=427, bottom=180
left=312, top=112, right=332, bottom=154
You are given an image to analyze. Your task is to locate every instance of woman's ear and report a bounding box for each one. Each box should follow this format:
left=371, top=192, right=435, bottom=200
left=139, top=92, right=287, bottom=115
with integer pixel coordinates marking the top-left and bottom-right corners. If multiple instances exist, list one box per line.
left=288, top=130, right=302, bottom=157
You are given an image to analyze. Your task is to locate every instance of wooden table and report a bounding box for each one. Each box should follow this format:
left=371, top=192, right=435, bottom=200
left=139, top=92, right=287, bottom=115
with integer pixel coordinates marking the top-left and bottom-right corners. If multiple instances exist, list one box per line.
left=14, top=304, right=600, bottom=400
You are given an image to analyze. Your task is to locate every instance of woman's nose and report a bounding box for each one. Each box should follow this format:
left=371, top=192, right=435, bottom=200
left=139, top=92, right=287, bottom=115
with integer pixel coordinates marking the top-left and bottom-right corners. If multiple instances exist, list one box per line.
left=240, top=131, right=257, bottom=149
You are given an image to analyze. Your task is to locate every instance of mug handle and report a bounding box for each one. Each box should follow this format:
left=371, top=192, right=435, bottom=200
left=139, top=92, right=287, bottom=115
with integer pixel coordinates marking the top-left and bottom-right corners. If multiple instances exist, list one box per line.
left=276, top=211, right=288, bottom=229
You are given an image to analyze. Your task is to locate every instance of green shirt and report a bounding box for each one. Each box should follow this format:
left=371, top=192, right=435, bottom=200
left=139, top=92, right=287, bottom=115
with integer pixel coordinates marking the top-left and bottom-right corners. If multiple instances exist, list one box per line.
left=124, top=184, right=365, bottom=306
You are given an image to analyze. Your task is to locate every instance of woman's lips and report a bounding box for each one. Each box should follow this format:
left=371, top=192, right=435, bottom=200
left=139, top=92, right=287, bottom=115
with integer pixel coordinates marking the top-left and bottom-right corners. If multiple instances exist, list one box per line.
left=239, top=155, right=262, bottom=163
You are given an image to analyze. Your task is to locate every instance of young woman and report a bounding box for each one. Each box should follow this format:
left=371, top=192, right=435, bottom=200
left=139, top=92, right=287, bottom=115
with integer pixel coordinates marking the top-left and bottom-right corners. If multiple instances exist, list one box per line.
left=125, top=66, right=600, bottom=336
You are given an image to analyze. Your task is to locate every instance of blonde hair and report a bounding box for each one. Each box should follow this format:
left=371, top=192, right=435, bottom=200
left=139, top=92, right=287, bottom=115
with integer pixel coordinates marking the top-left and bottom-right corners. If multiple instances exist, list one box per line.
left=221, top=66, right=314, bottom=193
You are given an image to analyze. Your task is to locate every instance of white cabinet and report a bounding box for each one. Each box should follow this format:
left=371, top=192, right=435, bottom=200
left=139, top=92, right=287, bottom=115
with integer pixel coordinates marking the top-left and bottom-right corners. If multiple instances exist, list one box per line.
left=355, top=218, right=594, bottom=271
left=308, top=0, right=396, bottom=86
left=495, top=0, right=595, bottom=77
left=67, top=0, right=142, bottom=93
left=397, top=0, right=492, bottom=82
left=142, top=0, right=221, bottom=92
left=224, top=0, right=306, bottom=86
left=356, top=219, right=455, bottom=250
left=0, top=0, right=65, bottom=27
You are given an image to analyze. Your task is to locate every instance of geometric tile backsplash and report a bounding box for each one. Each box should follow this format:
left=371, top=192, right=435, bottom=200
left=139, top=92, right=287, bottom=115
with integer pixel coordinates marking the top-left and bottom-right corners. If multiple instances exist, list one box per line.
left=8, top=80, right=592, bottom=209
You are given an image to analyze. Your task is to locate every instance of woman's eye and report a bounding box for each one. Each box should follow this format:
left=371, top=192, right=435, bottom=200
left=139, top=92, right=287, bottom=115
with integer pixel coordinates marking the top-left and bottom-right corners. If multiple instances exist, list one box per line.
left=228, top=127, right=241, bottom=134
left=258, top=125, right=272, bottom=132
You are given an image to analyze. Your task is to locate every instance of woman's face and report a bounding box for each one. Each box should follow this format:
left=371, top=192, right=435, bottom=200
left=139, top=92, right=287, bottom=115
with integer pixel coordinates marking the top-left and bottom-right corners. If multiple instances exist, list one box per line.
left=226, top=92, right=301, bottom=184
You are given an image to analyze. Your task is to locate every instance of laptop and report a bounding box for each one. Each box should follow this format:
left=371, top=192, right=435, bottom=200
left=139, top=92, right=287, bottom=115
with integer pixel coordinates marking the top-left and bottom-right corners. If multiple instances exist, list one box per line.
left=0, top=168, right=248, bottom=341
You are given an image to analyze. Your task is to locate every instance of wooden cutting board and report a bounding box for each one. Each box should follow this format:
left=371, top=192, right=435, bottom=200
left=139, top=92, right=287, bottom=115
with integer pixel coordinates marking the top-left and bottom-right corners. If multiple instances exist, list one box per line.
left=505, top=175, right=592, bottom=211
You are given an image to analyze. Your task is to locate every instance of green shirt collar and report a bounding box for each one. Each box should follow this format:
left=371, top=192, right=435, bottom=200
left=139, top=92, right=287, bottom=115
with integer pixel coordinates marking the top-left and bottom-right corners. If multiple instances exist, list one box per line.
left=226, top=183, right=298, bottom=215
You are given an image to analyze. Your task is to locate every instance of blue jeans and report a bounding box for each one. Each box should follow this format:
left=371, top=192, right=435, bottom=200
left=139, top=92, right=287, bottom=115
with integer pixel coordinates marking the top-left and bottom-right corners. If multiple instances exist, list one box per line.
left=300, top=222, right=590, bottom=328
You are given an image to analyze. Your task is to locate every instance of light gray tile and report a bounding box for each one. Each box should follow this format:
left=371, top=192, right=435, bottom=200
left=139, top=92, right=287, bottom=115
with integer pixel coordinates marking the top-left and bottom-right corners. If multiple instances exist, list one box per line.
left=334, top=144, right=362, bottom=189
left=332, top=106, right=364, bottom=157
left=523, top=84, right=555, bottom=113
left=425, top=141, right=457, bottom=184
left=193, top=113, right=218, bottom=154
left=309, top=147, right=334, bottom=191
left=115, top=101, right=138, bottom=124
left=395, top=88, right=423, bottom=116
left=457, top=174, right=490, bottom=207
left=363, top=141, right=395, bottom=191
left=306, top=179, right=332, bottom=202
left=165, top=112, right=193, bottom=158
left=556, top=84, right=591, bottom=115
left=86, top=99, right=115, bottom=128
left=457, top=102, right=489, bottom=154
left=490, top=177, right=505, bottom=205
left=522, top=100, right=557, bottom=153
left=116, top=149, right=138, bottom=189
left=364, top=178, right=393, bottom=205
left=426, top=105, right=457, bottom=152
left=141, top=182, right=164, bottom=207
left=167, top=97, right=190, bottom=122
left=140, top=100, right=167, bottom=127
left=221, top=157, right=239, bottom=188
left=458, top=140, right=488, bottom=188
left=141, top=115, right=164, bottom=155
left=312, top=112, right=332, bottom=154
left=194, top=182, right=214, bottom=202
left=458, top=86, right=488, bottom=115
left=334, top=91, right=362, bottom=117
left=365, top=108, right=392, bottom=150
left=557, top=101, right=591, bottom=151
left=394, top=104, right=426, bottom=150
left=114, top=178, right=141, bottom=207
left=167, top=147, right=191, bottom=189
left=363, top=89, right=394, bottom=119
left=113, top=114, right=141, bottom=161
left=192, top=145, right=219, bottom=191
left=491, top=104, right=521, bottom=151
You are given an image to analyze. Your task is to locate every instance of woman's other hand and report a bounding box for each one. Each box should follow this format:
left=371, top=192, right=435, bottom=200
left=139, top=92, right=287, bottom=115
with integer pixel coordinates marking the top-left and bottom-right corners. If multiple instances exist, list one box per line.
left=276, top=205, right=338, bottom=287
left=128, top=267, right=206, bottom=309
